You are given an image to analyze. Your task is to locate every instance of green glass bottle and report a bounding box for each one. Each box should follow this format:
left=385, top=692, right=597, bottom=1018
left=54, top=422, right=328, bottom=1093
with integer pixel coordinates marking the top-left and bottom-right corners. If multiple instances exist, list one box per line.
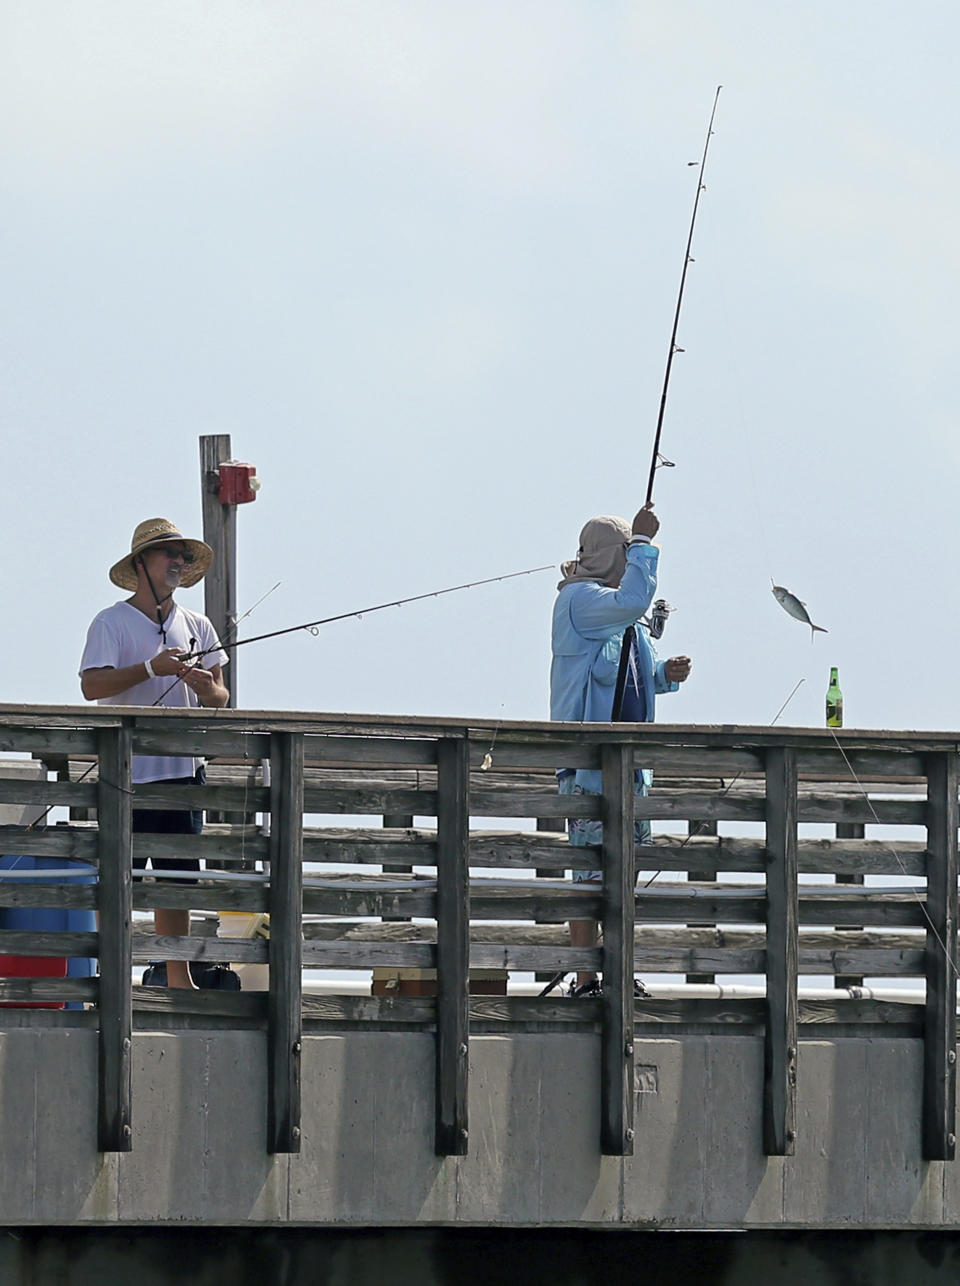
left=825, top=667, right=843, bottom=728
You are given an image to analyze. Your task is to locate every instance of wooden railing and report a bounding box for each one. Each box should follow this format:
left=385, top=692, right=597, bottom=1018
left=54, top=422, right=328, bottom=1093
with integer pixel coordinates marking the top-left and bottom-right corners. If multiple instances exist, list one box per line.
left=0, top=705, right=956, bottom=1162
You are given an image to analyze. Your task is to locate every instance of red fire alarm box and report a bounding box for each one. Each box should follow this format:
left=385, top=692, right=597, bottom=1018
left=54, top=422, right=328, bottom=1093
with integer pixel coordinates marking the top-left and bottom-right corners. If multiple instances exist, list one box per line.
left=217, top=461, right=260, bottom=505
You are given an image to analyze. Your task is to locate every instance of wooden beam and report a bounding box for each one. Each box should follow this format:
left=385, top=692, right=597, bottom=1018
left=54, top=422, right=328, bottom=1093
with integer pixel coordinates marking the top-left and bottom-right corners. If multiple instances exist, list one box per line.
left=534, top=816, right=566, bottom=980
left=834, top=822, right=866, bottom=988
left=434, top=735, right=470, bottom=1156
left=923, top=751, right=958, bottom=1160
left=600, top=743, right=635, bottom=1156
left=267, top=731, right=304, bottom=1154
left=96, top=724, right=133, bottom=1153
left=686, top=818, right=717, bottom=984
left=381, top=813, right=415, bottom=924
left=199, top=433, right=236, bottom=699
left=763, top=746, right=798, bottom=1157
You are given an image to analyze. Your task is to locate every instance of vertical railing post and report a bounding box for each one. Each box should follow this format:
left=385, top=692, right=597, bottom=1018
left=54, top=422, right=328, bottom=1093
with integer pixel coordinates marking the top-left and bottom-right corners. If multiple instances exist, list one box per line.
left=96, top=723, right=133, bottom=1153
left=834, top=822, right=866, bottom=989
left=382, top=812, right=414, bottom=925
left=535, top=817, right=566, bottom=982
left=267, top=730, right=304, bottom=1154
left=923, top=751, right=958, bottom=1161
left=686, top=818, right=718, bottom=985
left=764, top=746, right=798, bottom=1157
left=600, top=742, right=635, bottom=1156
left=435, top=734, right=470, bottom=1156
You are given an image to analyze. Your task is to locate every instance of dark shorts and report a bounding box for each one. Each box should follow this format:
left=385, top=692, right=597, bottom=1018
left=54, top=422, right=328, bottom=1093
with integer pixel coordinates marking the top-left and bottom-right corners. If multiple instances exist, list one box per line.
left=132, top=767, right=205, bottom=884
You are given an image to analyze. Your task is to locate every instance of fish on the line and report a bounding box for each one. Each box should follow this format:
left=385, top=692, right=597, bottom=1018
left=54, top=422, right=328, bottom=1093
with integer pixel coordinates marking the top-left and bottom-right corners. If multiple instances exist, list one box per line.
left=771, top=582, right=827, bottom=640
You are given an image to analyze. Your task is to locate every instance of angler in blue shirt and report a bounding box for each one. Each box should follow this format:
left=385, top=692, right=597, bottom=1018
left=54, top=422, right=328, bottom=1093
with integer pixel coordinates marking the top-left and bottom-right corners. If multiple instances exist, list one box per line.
left=550, top=505, right=691, bottom=996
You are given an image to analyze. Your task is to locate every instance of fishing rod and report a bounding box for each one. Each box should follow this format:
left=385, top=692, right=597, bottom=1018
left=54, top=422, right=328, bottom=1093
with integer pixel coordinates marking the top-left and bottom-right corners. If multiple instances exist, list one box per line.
left=150, top=580, right=282, bottom=706
left=611, top=87, right=722, bottom=722
left=179, top=563, right=555, bottom=664
left=644, top=84, right=722, bottom=507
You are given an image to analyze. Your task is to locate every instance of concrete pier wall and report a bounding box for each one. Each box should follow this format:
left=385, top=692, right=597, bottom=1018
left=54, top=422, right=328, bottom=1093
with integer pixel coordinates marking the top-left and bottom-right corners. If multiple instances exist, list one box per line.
left=0, top=1028, right=954, bottom=1230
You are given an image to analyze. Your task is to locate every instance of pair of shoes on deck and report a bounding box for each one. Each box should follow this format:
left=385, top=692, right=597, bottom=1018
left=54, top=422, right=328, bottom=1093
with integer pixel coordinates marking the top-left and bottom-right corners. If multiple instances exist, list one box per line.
left=570, top=978, right=651, bottom=999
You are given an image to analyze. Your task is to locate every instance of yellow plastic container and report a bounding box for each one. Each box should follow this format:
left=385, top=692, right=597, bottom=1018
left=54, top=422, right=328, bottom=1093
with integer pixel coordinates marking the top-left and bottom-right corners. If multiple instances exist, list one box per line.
left=217, top=911, right=270, bottom=991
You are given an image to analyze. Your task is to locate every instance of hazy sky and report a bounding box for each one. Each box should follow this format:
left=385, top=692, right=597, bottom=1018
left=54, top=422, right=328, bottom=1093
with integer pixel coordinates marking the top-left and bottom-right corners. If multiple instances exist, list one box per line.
left=3, top=1, right=958, bottom=733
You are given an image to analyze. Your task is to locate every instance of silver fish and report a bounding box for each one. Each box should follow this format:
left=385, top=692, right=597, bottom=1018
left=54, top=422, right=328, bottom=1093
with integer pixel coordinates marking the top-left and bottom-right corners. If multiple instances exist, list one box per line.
left=771, top=582, right=827, bottom=640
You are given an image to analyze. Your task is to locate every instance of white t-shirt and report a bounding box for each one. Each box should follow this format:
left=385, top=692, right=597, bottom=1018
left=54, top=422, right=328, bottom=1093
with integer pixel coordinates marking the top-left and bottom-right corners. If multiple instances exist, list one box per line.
left=79, top=600, right=228, bottom=783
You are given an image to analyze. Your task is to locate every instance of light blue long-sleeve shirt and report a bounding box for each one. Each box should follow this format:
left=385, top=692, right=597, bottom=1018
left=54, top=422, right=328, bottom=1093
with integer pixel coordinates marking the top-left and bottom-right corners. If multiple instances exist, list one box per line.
left=550, top=542, right=678, bottom=727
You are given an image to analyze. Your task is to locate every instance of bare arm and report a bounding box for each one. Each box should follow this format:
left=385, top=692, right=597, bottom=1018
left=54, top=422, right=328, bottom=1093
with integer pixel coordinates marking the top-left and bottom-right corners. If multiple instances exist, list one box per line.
left=181, top=662, right=229, bottom=709
left=80, top=647, right=188, bottom=700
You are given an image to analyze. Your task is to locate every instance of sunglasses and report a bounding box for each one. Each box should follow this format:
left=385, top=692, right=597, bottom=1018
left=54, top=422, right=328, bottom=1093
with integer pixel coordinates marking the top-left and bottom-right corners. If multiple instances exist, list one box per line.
left=150, top=544, right=196, bottom=564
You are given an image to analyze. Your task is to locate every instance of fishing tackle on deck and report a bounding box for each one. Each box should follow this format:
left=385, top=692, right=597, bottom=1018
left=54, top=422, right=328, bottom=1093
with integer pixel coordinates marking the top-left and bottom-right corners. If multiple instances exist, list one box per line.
left=771, top=582, right=828, bottom=641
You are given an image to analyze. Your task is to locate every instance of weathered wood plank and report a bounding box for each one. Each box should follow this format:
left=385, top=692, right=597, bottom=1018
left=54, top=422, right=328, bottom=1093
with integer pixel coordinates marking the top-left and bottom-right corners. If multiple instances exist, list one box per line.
left=134, top=730, right=271, bottom=758
left=0, top=819, right=911, bottom=878
left=0, top=780, right=98, bottom=808
left=0, top=728, right=100, bottom=756
left=7, top=703, right=960, bottom=748
left=120, top=988, right=927, bottom=1032
left=132, top=883, right=266, bottom=913
left=267, top=730, right=304, bottom=1154
left=132, top=782, right=270, bottom=812
left=133, top=934, right=268, bottom=964
left=0, top=930, right=98, bottom=957
left=764, top=746, right=798, bottom=1157
left=0, top=978, right=98, bottom=1003
left=798, top=998, right=923, bottom=1026
left=0, top=884, right=98, bottom=910
left=299, top=918, right=927, bottom=951
left=126, top=869, right=932, bottom=927
left=794, top=748, right=927, bottom=779
left=133, top=831, right=270, bottom=862
left=304, top=735, right=438, bottom=766
left=434, top=735, right=470, bottom=1156
left=0, top=825, right=99, bottom=860
left=923, top=751, right=958, bottom=1160
left=96, top=724, right=134, bottom=1154
left=132, top=987, right=266, bottom=1020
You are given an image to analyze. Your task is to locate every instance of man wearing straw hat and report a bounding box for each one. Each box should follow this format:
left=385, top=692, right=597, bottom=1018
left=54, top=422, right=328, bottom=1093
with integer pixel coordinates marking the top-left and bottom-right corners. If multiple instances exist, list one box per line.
left=79, top=519, right=229, bottom=989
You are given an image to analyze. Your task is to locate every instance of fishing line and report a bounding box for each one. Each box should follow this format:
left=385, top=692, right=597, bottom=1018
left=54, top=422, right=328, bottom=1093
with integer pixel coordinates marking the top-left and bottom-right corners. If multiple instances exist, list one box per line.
left=177, top=563, right=555, bottom=666
left=827, top=727, right=960, bottom=990
left=698, top=212, right=776, bottom=580
left=639, top=675, right=807, bottom=889
left=480, top=704, right=506, bottom=772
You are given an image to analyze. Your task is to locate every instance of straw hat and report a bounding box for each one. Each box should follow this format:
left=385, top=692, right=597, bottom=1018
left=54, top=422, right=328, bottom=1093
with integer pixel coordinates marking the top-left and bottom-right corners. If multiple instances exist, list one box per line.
left=109, top=518, right=214, bottom=591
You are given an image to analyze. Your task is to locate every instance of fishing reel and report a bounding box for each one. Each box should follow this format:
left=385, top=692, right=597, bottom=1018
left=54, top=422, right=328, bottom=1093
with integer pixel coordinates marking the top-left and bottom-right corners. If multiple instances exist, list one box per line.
left=643, top=599, right=673, bottom=640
